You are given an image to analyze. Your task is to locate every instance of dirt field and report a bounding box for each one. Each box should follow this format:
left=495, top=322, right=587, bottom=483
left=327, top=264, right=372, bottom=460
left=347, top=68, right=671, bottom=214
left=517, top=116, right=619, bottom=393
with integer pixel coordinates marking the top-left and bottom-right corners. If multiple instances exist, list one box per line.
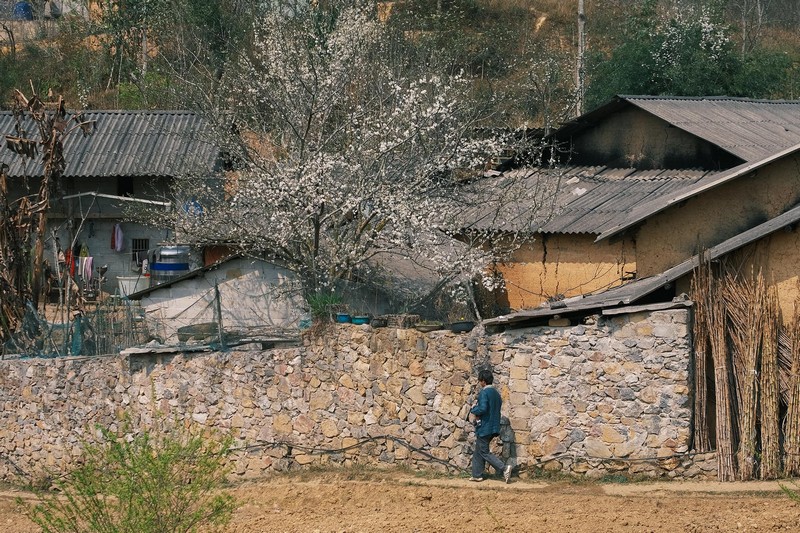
left=3, top=470, right=799, bottom=532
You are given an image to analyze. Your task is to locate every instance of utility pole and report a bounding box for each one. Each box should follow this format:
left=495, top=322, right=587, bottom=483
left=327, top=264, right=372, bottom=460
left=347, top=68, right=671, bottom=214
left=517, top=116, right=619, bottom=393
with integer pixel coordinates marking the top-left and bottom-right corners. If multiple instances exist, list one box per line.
left=576, top=0, right=586, bottom=117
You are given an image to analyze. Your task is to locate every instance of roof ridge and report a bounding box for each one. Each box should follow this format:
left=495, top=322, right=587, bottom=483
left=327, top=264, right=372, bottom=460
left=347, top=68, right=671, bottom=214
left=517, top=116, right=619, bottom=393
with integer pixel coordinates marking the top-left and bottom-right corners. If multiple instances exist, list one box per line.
left=620, top=95, right=800, bottom=104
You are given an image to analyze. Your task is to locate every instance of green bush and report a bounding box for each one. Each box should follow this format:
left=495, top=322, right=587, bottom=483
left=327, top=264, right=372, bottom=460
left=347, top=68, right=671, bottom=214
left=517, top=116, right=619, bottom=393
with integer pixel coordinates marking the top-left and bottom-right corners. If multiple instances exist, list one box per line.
left=780, top=479, right=800, bottom=503
left=23, top=418, right=237, bottom=533
left=306, top=292, right=345, bottom=320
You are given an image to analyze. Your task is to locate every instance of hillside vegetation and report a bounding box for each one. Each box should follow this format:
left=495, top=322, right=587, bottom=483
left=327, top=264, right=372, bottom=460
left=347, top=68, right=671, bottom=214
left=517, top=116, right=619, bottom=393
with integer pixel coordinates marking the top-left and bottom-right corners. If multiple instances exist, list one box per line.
left=1, top=0, right=799, bottom=126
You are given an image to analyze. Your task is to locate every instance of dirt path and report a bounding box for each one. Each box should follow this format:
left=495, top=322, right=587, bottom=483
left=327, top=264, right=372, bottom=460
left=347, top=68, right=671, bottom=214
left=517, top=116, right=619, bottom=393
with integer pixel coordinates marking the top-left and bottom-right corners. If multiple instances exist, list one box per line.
left=3, top=471, right=798, bottom=532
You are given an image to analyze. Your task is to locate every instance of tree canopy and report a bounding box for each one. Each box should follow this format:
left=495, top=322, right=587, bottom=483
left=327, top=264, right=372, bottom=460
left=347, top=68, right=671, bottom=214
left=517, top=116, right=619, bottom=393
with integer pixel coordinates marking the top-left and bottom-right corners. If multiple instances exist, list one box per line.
left=586, top=1, right=794, bottom=108
left=159, top=0, right=555, bottom=309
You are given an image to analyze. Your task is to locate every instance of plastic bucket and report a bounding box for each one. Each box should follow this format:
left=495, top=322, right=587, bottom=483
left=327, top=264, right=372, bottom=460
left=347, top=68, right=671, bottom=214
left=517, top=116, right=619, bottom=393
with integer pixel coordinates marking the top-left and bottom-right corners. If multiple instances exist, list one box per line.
left=117, top=275, right=149, bottom=297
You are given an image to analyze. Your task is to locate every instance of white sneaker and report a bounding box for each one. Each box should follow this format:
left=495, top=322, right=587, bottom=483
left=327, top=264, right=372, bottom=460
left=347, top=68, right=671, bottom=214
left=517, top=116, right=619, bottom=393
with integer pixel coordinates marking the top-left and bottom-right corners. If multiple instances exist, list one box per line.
left=503, top=464, right=512, bottom=484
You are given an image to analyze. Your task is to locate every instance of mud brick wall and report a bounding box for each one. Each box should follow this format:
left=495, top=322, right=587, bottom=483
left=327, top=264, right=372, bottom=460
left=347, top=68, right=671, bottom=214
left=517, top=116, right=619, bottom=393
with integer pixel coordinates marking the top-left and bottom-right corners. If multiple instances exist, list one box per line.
left=0, top=308, right=716, bottom=483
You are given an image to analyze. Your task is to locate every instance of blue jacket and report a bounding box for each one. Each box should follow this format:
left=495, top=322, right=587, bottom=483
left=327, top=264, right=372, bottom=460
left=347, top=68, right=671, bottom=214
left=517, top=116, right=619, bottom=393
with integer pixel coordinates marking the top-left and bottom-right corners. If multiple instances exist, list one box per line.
left=470, top=385, right=502, bottom=437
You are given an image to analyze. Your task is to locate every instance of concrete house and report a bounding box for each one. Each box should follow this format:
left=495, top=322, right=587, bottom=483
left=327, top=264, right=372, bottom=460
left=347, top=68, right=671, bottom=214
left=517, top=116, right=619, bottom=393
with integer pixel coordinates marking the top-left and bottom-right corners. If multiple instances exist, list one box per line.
left=480, top=96, right=800, bottom=318
left=121, top=255, right=305, bottom=345
left=1, top=110, right=219, bottom=300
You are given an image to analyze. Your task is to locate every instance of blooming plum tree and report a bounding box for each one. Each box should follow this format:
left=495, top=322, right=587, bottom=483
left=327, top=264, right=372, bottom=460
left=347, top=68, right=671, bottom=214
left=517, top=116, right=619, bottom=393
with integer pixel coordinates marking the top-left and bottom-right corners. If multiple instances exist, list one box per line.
left=167, top=0, right=558, bottom=309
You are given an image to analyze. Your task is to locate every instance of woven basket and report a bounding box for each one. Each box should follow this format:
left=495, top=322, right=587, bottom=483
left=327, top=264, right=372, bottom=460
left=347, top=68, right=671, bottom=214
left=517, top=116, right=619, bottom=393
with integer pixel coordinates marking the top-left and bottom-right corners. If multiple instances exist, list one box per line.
left=382, top=314, right=420, bottom=328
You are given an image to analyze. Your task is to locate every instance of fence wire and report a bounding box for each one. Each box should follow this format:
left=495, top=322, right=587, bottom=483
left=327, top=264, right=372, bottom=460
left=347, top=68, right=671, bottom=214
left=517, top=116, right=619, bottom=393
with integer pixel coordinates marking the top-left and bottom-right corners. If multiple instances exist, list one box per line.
left=2, top=296, right=150, bottom=359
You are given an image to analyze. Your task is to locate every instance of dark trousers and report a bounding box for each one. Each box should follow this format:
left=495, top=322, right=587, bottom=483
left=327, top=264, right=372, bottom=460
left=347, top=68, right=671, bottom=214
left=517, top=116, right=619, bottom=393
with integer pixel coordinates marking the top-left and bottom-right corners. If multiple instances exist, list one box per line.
left=472, top=434, right=505, bottom=478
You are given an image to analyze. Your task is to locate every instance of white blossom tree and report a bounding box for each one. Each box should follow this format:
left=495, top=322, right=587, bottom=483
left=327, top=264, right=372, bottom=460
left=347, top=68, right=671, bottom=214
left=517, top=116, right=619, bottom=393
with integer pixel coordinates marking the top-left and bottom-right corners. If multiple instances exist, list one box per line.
left=168, top=0, right=558, bottom=311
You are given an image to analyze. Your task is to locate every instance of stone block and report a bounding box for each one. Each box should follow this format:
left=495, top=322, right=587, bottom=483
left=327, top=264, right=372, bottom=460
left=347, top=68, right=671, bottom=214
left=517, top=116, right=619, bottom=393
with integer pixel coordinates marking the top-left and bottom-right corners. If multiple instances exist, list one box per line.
left=513, top=353, right=532, bottom=367
left=273, top=413, right=293, bottom=434
left=320, top=419, right=339, bottom=438
left=405, top=386, right=427, bottom=405
left=509, top=365, right=528, bottom=380
left=583, top=437, right=612, bottom=458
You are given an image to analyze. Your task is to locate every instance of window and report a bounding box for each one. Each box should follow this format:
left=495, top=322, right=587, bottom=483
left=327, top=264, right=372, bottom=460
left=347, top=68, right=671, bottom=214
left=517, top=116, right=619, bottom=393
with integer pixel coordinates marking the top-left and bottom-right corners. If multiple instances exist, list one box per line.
left=131, top=238, right=149, bottom=267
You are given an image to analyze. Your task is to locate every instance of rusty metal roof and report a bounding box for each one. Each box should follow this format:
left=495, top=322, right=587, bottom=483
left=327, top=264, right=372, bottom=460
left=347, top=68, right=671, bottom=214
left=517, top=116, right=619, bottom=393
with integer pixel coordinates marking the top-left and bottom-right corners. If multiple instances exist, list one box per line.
left=466, top=165, right=721, bottom=235
left=485, top=201, right=800, bottom=326
left=556, top=95, right=800, bottom=163
left=0, top=110, right=218, bottom=178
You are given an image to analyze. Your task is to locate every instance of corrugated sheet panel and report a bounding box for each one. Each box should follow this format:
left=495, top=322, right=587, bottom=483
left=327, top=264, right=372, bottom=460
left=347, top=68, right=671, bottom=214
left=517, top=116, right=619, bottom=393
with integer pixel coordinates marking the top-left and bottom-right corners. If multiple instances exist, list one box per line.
left=625, top=96, right=800, bottom=162
left=465, top=165, right=718, bottom=235
left=0, top=110, right=218, bottom=178
left=595, top=143, right=800, bottom=241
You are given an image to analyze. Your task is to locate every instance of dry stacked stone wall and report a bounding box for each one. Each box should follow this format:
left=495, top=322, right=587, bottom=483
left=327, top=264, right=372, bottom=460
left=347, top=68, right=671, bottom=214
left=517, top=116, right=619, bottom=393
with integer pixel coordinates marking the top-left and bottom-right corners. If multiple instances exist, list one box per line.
left=0, top=308, right=717, bottom=483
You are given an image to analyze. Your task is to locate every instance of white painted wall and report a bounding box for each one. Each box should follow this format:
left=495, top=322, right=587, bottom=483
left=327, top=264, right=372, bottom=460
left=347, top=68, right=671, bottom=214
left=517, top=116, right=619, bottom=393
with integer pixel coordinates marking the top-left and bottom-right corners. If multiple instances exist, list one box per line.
left=140, top=257, right=304, bottom=343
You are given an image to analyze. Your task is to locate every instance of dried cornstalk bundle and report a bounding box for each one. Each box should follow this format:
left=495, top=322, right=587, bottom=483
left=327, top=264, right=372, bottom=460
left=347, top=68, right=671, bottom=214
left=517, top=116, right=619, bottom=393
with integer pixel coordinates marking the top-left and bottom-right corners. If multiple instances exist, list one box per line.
left=690, top=256, right=711, bottom=452
left=760, top=287, right=781, bottom=479
left=778, top=329, right=794, bottom=404
left=723, top=270, right=763, bottom=480
left=705, top=267, right=737, bottom=481
left=784, top=295, right=800, bottom=476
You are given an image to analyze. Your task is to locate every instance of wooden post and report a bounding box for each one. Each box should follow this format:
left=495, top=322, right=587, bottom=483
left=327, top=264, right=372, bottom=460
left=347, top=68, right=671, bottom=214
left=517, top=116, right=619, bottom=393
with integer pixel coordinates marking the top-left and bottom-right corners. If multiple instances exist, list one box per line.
left=215, top=281, right=226, bottom=349
left=576, top=0, right=586, bottom=117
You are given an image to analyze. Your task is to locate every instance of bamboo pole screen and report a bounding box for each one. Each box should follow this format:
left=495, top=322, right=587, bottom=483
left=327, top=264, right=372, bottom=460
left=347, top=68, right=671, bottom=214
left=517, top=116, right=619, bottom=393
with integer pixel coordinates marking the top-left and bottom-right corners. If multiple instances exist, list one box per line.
left=784, top=297, right=800, bottom=476
left=691, top=258, right=798, bottom=481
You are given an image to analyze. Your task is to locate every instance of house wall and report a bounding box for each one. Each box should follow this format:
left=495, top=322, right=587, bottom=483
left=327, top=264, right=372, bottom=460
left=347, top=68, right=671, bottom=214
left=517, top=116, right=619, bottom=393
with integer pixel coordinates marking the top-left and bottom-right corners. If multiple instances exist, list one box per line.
left=761, top=230, right=800, bottom=321
left=0, top=309, right=715, bottom=483
left=496, top=234, right=636, bottom=310
left=636, top=156, right=800, bottom=273
left=569, top=107, right=739, bottom=169
left=47, top=219, right=177, bottom=296
left=8, top=175, right=181, bottom=294
left=729, top=231, right=800, bottom=323
left=141, top=257, right=304, bottom=342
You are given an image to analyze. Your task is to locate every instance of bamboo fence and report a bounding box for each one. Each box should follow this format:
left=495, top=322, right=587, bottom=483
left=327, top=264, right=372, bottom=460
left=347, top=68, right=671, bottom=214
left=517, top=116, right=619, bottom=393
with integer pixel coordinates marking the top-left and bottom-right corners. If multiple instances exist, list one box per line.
left=698, top=261, right=737, bottom=481
left=690, top=259, right=711, bottom=452
left=723, top=270, right=762, bottom=480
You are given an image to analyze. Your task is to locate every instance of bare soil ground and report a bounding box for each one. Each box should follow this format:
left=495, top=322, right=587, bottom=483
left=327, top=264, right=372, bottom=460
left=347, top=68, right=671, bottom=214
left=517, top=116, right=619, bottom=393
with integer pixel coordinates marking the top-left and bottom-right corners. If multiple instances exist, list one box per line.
left=2, top=469, right=798, bottom=532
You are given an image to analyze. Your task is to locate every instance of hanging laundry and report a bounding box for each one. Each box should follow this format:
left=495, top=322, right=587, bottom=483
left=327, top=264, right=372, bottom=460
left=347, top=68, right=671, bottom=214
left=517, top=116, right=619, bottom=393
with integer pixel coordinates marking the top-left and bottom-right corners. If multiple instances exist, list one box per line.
left=83, top=256, right=93, bottom=281
left=111, top=223, right=124, bottom=252
left=64, top=249, right=75, bottom=276
left=79, top=243, right=89, bottom=257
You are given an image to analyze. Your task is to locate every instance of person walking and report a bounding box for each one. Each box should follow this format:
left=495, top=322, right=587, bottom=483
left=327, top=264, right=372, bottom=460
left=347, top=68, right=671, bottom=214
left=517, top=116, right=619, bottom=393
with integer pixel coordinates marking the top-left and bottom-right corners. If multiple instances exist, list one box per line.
left=469, top=368, right=512, bottom=483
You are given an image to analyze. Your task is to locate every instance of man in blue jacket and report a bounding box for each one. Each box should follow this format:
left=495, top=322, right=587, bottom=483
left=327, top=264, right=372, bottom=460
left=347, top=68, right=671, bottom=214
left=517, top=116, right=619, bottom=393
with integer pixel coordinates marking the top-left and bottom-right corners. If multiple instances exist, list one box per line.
left=469, top=369, right=512, bottom=483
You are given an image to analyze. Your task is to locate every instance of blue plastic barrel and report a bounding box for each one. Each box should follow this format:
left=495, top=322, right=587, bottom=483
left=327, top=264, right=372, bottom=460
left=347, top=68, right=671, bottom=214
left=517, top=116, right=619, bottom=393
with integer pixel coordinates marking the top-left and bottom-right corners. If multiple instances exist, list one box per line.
left=12, top=1, right=34, bottom=20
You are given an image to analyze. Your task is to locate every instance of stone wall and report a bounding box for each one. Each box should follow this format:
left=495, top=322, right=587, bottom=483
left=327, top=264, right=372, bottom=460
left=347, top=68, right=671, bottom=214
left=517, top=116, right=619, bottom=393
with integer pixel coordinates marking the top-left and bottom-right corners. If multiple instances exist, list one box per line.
left=0, top=308, right=716, bottom=483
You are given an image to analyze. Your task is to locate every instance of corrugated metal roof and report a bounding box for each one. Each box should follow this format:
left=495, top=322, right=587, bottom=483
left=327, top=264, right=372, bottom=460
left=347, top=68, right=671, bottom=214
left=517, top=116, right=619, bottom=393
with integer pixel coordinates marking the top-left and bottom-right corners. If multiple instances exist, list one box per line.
left=596, top=142, right=800, bottom=241
left=555, top=95, right=800, bottom=163
left=624, top=96, right=800, bottom=162
left=485, top=201, right=800, bottom=326
left=465, top=166, right=719, bottom=235
left=0, top=110, right=218, bottom=178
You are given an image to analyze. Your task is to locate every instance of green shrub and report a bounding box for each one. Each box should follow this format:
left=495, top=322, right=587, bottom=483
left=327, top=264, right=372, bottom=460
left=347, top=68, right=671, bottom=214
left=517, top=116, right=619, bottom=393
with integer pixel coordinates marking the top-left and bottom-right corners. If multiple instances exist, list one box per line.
left=23, top=418, right=237, bottom=533
left=780, top=479, right=800, bottom=503
left=306, top=292, right=345, bottom=320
